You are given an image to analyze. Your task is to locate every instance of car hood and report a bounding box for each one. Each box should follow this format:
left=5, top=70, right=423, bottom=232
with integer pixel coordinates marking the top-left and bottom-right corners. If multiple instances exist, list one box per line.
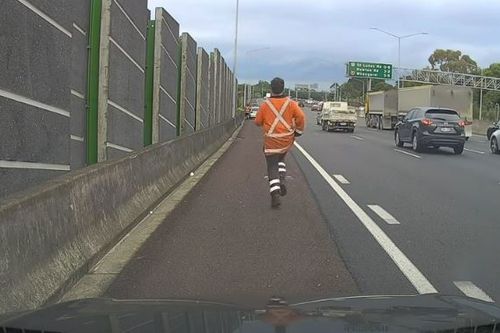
left=2, top=294, right=500, bottom=332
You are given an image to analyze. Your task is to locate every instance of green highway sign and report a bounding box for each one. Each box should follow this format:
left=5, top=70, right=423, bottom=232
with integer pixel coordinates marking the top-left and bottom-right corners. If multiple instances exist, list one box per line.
left=347, top=61, right=393, bottom=79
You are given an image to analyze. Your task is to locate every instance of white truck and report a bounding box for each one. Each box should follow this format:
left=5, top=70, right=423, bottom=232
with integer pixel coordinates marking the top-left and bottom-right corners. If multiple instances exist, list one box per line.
left=366, top=85, right=474, bottom=137
left=365, top=90, right=399, bottom=129
left=318, top=101, right=357, bottom=132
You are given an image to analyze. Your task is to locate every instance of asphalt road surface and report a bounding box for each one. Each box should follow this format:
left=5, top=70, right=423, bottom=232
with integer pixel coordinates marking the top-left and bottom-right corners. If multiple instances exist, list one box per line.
left=293, top=108, right=500, bottom=303
left=105, top=107, right=500, bottom=306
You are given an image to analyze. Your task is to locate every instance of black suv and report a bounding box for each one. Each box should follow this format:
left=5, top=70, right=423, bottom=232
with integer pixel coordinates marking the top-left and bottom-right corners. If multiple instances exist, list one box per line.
left=395, top=107, right=466, bottom=154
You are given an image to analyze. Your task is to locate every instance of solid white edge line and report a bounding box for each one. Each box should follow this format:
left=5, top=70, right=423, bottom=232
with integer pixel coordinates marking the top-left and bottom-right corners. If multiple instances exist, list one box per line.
left=109, top=37, right=145, bottom=73
left=464, top=148, right=485, bottom=154
left=453, top=281, right=494, bottom=302
left=17, top=0, right=72, bottom=38
left=105, top=142, right=133, bottom=153
left=394, top=149, right=422, bottom=159
left=0, top=88, right=70, bottom=117
left=368, top=205, right=400, bottom=225
left=333, top=174, right=350, bottom=185
left=70, top=89, right=85, bottom=100
left=70, top=135, right=84, bottom=142
left=351, top=135, right=364, bottom=141
left=72, top=22, right=87, bottom=36
left=0, top=160, right=70, bottom=171
left=159, top=114, right=176, bottom=128
left=112, top=0, right=146, bottom=40
left=108, top=100, right=144, bottom=123
left=294, top=142, right=437, bottom=294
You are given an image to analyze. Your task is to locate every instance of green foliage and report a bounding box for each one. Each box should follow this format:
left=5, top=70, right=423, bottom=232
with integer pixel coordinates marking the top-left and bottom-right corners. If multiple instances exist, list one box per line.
left=428, top=49, right=478, bottom=74
left=484, top=63, right=500, bottom=78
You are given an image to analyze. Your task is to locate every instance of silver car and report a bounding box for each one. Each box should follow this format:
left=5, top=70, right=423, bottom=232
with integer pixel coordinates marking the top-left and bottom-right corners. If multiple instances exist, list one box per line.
left=490, top=128, right=500, bottom=154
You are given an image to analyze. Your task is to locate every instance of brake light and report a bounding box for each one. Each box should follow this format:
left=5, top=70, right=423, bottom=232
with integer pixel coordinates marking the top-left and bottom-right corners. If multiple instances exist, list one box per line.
left=421, top=118, right=433, bottom=126
left=458, top=120, right=465, bottom=127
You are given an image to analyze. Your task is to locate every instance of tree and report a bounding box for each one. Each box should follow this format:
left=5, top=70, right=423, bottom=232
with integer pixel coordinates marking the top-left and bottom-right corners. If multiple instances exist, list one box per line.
left=428, top=49, right=478, bottom=74
left=484, top=63, right=500, bottom=78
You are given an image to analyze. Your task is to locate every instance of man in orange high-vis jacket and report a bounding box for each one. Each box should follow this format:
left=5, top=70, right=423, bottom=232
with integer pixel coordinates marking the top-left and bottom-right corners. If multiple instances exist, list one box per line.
left=255, top=77, right=305, bottom=208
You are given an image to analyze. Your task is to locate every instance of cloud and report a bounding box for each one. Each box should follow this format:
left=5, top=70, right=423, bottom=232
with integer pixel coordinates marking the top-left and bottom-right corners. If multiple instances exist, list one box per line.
left=148, top=0, right=500, bottom=87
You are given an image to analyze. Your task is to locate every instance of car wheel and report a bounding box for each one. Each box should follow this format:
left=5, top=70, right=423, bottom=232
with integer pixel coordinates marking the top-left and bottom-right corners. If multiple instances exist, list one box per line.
left=395, top=130, right=403, bottom=147
left=412, top=132, right=422, bottom=152
left=454, top=144, right=464, bottom=155
left=322, top=122, right=327, bottom=131
left=491, top=137, right=500, bottom=154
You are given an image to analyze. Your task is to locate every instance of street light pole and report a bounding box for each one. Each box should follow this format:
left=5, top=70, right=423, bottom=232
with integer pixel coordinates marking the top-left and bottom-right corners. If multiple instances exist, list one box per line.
left=370, top=28, right=428, bottom=89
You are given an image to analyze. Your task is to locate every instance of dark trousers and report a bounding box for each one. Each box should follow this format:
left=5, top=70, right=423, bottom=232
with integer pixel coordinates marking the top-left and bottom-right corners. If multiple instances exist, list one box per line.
left=265, top=153, right=287, bottom=195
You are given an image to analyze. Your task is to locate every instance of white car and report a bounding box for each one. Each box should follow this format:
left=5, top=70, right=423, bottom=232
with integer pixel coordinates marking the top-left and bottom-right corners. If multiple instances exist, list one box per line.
left=249, top=106, right=259, bottom=119
left=490, top=128, right=500, bottom=154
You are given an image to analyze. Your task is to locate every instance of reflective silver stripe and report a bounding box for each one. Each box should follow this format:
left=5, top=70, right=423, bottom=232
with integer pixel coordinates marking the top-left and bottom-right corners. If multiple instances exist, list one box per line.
left=279, top=168, right=286, bottom=173
left=269, top=179, right=280, bottom=186
left=278, top=162, right=286, bottom=167
left=265, top=147, right=288, bottom=154
left=265, top=98, right=293, bottom=135
left=270, top=186, right=281, bottom=193
left=295, top=129, right=303, bottom=134
left=265, top=132, right=294, bottom=138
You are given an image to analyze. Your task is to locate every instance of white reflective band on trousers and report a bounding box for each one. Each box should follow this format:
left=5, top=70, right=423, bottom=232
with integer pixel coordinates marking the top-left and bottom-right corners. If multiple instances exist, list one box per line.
left=269, top=179, right=280, bottom=186
left=278, top=162, right=286, bottom=167
left=278, top=168, right=286, bottom=173
left=270, top=185, right=281, bottom=193
left=264, top=98, right=294, bottom=155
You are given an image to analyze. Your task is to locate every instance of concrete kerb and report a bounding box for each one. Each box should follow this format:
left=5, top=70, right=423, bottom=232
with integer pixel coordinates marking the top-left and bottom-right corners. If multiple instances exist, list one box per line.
left=0, top=117, right=242, bottom=314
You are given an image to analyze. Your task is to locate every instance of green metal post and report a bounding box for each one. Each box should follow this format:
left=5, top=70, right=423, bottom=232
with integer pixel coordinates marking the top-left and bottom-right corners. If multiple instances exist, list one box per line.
left=86, top=0, right=102, bottom=165
left=144, top=20, right=155, bottom=146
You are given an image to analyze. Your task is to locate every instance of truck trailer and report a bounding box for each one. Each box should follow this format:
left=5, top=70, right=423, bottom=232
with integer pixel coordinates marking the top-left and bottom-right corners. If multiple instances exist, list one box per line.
left=366, top=85, right=473, bottom=134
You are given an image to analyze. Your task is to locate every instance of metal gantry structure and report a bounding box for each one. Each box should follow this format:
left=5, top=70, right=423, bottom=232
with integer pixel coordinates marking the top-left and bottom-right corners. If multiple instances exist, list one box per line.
left=398, top=68, right=500, bottom=92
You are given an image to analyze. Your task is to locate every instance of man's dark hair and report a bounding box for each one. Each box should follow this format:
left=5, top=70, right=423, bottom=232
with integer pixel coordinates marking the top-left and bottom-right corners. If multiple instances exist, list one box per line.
left=271, top=77, right=285, bottom=95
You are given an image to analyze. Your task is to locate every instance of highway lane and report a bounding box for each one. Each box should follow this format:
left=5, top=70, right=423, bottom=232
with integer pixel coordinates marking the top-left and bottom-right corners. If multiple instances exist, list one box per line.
left=293, top=108, right=500, bottom=302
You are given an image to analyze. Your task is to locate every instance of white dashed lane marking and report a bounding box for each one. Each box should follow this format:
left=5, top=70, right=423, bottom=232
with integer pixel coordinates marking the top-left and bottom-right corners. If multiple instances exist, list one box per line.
left=295, top=142, right=437, bottom=294
left=394, top=149, right=422, bottom=159
left=453, top=281, right=494, bottom=302
left=368, top=205, right=400, bottom=225
left=464, top=148, right=485, bottom=154
left=333, top=174, right=350, bottom=184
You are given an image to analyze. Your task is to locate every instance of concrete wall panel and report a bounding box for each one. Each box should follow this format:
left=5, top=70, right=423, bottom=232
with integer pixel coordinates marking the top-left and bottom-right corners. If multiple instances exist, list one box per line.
left=0, top=97, right=70, bottom=164
left=107, top=106, right=144, bottom=151
left=0, top=2, right=71, bottom=110
left=0, top=1, right=73, bottom=198
left=178, top=33, right=197, bottom=135
left=109, top=0, right=146, bottom=67
left=116, top=0, right=149, bottom=36
left=70, top=95, right=86, bottom=138
left=108, top=43, right=145, bottom=119
left=0, top=169, right=65, bottom=199
left=152, top=8, right=180, bottom=143
left=159, top=93, right=177, bottom=141
left=196, top=48, right=210, bottom=129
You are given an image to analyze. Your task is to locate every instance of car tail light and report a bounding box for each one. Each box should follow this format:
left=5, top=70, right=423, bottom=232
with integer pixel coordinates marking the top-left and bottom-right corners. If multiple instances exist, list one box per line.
left=458, top=120, right=465, bottom=127
left=421, top=118, right=433, bottom=126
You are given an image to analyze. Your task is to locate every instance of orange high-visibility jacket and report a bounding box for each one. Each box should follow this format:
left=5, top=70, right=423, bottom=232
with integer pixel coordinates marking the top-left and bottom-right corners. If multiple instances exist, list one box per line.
left=255, top=97, right=305, bottom=155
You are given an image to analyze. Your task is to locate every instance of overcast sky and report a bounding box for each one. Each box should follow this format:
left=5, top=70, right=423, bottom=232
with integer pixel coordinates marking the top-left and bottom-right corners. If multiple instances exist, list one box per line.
left=148, top=0, right=500, bottom=89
